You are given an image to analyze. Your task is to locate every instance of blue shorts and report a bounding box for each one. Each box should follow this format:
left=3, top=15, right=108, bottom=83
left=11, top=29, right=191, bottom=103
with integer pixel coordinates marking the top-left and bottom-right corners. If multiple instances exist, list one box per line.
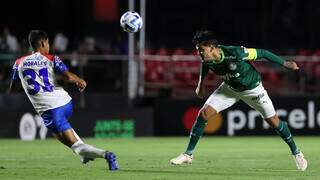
left=41, top=101, right=73, bottom=133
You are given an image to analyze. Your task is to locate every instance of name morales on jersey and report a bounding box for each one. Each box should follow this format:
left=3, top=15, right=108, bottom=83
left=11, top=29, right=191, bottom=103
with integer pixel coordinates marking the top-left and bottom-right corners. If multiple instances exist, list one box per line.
left=222, top=73, right=240, bottom=81
left=23, top=61, right=48, bottom=67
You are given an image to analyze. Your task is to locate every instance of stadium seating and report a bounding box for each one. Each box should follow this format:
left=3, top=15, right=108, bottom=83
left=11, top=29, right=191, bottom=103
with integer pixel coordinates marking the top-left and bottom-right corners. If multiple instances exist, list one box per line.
left=142, top=48, right=320, bottom=97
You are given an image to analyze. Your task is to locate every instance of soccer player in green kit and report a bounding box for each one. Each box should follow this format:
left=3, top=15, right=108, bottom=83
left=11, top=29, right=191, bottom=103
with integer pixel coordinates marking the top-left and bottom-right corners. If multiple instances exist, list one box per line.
left=170, top=30, right=307, bottom=171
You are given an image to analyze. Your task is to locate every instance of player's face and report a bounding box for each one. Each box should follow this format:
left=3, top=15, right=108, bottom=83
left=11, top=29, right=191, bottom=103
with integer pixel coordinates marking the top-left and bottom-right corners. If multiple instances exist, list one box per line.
left=196, top=44, right=221, bottom=62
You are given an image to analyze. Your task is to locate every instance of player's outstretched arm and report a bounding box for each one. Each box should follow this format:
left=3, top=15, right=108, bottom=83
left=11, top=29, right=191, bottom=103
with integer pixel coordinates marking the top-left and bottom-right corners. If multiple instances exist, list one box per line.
left=62, top=71, right=87, bottom=92
left=255, top=49, right=299, bottom=71
left=283, top=60, right=299, bottom=70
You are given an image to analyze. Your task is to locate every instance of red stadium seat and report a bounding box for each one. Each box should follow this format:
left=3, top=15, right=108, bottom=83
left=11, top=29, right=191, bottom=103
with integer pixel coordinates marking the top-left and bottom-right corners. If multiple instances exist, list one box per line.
left=156, top=48, right=170, bottom=55
left=313, top=65, right=320, bottom=78
left=312, top=49, right=320, bottom=57
left=260, top=70, right=283, bottom=93
left=297, top=48, right=311, bottom=56
left=144, top=48, right=155, bottom=55
left=190, top=50, right=198, bottom=55
left=172, top=48, right=186, bottom=55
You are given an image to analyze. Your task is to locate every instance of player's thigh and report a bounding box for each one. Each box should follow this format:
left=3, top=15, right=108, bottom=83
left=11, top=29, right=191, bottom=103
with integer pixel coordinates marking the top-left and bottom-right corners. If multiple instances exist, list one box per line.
left=204, top=83, right=239, bottom=114
left=240, top=84, right=276, bottom=119
left=54, top=102, right=76, bottom=147
left=199, top=104, right=218, bottom=120
left=41, top=102, right=76, bottom=147
left=41, top=102, right=73, bottom=133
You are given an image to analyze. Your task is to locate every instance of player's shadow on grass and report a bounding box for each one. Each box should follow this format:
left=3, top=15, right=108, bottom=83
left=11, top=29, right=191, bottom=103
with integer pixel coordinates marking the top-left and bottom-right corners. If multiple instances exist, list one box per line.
left=120, top=169, right=302, bottom=175
left=121, top=169, right=218, bottom=176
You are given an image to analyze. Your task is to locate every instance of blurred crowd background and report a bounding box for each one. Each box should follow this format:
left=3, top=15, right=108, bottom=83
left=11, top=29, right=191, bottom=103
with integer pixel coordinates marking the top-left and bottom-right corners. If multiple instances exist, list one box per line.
left=1, top=0, right=320, bottom=98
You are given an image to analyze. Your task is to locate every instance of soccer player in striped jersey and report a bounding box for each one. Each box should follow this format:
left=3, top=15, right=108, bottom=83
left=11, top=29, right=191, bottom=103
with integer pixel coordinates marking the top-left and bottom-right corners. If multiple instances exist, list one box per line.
left=170, top=30, right=307, bottom=171
left=9, top=30, right=118, bottom=171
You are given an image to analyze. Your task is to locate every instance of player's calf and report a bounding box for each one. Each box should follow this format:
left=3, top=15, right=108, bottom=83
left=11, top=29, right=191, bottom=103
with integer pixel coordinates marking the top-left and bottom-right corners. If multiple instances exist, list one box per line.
left=71, top=141, right=119, bottom=171
left=71, top=141, right=106, bottom=158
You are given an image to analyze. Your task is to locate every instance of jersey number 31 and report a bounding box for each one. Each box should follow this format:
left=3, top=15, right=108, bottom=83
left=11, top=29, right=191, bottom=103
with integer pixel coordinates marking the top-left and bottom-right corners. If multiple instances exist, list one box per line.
left=23, top=68, right=53, bottom=95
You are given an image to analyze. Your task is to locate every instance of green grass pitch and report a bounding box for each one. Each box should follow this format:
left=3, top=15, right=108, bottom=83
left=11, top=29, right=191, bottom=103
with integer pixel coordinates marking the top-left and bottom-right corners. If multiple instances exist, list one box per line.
left=0, top=137, right=318, bottom=180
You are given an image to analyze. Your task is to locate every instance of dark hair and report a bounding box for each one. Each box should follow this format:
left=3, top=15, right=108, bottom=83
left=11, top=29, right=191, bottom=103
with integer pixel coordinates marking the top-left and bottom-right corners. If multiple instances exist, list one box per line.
left=28, top=30, right=48, bottom=50
left=192, top=30, right=218, bottom=47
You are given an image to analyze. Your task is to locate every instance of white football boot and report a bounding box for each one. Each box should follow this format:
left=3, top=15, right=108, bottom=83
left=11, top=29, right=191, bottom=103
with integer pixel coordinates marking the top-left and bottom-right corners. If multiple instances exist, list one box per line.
left=293, top=151, right=308, bottom=171
left=170, top=153, right=193, bottom=165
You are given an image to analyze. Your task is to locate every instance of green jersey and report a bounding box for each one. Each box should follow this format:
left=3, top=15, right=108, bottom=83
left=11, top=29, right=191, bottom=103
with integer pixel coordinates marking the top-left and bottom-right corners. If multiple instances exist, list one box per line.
left=200, top=45, right=263, bottom=91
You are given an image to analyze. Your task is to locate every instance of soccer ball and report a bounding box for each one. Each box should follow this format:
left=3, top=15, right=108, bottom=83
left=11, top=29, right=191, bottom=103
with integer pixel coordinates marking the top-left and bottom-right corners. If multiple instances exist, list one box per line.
left=120, top=11, right=143, bottom=33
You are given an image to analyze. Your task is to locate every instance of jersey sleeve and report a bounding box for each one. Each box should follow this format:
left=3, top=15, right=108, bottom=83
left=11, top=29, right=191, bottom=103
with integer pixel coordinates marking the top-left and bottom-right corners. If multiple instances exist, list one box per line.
left=237, top=47, right=284, bottom=65
left=255, top=49, right=285, bottom=65
left=11, top=62, right=19, bottom=80
left=237, top=46, right=258, bottom=61
left=53, top=56, right=69, bottom=73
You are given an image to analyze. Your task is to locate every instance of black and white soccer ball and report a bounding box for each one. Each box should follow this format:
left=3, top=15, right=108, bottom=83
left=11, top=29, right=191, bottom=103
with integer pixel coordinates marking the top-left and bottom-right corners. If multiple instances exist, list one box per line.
left=120, top=11, right=143, bottom=33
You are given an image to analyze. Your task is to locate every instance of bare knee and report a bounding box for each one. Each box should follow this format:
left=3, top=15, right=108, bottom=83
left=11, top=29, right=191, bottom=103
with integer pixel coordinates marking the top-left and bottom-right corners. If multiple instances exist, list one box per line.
left=265, top=115, right=280, bottom=128
left=199, top=105, right=218, bottom=120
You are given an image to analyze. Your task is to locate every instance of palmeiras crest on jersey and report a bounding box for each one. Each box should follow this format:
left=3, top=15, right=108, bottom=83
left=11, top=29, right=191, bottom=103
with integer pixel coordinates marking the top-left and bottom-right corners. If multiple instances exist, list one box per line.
left=229, top=62, right=237, bottom=71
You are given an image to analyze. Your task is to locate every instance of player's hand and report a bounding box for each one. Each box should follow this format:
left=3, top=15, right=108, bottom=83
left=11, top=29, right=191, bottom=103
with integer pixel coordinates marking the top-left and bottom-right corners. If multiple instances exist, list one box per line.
left=195, top=86, right=205, bottom=99
left=284, top=60, right=299, bottom=71
left=76, top=79, right=87, bottom=92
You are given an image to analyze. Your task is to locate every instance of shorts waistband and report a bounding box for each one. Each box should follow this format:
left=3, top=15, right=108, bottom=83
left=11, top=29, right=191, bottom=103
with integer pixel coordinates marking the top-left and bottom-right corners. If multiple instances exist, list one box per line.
left=226, top=81, right=261, bottom=92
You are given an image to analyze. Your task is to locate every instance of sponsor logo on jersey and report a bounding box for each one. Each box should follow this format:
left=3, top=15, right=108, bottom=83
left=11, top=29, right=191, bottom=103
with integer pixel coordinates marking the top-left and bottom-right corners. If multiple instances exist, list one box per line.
left=54, top=56, right=62, bottom=63
left=222, top=73, right=240, bottom=81
left=229, top=62, right=237, bottom=70
left=26, top=53, right=43, bottom=61
left=224, top=56, right=237, bottom=60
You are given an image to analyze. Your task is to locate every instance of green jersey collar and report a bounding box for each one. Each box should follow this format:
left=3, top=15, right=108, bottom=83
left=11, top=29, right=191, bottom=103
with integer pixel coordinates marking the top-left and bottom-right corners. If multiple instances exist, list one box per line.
left=207, top=48, right=225, bottom=64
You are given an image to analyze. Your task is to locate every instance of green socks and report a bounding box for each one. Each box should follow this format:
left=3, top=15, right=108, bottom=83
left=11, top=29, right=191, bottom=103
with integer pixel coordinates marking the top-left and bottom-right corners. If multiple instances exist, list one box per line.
left=185, top=117, right=298, bottom=155
left=185, top=115, right=207, bottom=155
left=274, top=121, right=299, bottom=155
